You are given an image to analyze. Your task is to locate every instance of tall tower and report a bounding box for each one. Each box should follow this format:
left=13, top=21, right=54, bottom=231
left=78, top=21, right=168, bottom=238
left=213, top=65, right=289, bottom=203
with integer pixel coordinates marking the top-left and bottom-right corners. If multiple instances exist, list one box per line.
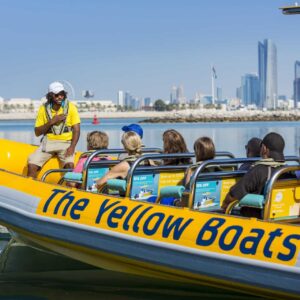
left=258, top=39, right=278, bottom=109
left=176, top=85, right=185, bottom=104
left=294, top=61, right=300, bottom=108
left=241, top=74, right=259, bottom=106
left=170, top=85, right=177, bottom=104
left=117, top=90, right=124, bottom=107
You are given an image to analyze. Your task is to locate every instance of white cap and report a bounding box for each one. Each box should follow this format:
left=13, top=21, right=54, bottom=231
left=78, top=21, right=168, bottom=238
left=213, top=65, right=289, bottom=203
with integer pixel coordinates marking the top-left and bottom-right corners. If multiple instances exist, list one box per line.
left=48, top=81, right=65, bottom=94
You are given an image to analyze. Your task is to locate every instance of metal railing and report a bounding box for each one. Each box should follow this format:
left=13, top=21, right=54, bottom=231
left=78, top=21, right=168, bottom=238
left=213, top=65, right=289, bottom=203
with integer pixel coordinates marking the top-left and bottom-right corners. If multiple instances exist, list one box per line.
left=188, top=155, right=300, bottom=210
left=81, top=148, right=162, bottom=189
left=263, top=165, right=300, bottom=220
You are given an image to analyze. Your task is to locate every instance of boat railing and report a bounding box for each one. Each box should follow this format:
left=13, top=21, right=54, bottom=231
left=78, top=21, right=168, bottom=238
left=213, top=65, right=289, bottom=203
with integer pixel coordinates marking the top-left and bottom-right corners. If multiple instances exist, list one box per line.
left=41, top=168, right=73, bottom=182
left=186, top=155, right=300, bottom=214
left=264, top=165, right=300, bottom=221
left=125, top=151, right=235, bottom=198
left=82, top=147, right=163, bottom=189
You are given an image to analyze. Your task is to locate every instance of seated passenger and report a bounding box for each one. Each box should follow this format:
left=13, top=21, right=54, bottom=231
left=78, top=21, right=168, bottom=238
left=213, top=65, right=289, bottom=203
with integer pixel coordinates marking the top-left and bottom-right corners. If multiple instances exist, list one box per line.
left=184, top=136, right=216, bottom=187
left=96, top=131, right=142, bottom=190
left=162, top=129, right=192, bottom=165
left=171, top=137, right=216, bottom=208
left=222, top=132, right=286, bottom=212
left=73, top=131, right=110, bottom=173
left=239, top=137, right=262, bottom=171
left=119, top=123, right=144, bottom=160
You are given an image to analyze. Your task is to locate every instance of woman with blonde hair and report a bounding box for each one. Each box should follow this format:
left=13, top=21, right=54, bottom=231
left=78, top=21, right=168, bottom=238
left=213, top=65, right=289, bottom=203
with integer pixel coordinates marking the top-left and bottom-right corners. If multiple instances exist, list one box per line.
left=96, top=131, right=142, bottom=188
left=162, top=129, right=192, bottom=165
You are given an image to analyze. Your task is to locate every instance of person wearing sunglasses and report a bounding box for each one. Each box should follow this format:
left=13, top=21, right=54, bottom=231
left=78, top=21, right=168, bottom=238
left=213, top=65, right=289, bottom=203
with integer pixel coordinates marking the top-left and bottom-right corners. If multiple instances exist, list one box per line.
left=239, top=137, right=262, bottom=171
left=27, top=81, right=80, bottom=178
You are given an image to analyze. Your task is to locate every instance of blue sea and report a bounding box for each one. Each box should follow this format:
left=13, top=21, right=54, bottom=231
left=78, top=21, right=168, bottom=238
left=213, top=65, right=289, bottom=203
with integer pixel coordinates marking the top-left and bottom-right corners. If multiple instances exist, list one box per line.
left=0, top=118, right=299, bottom=157
left=0, top=117, right=294, bottom=299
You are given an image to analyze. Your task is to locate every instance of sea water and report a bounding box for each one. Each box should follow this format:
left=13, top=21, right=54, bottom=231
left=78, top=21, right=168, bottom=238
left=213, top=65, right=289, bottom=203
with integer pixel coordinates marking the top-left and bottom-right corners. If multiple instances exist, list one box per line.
left=0, top=118, right=299, bottom=157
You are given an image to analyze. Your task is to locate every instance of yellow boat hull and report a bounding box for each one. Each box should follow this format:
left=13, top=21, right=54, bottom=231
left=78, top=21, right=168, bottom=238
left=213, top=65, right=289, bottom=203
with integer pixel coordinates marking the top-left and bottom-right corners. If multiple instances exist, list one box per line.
left=0, top=139, right=300, bottom=299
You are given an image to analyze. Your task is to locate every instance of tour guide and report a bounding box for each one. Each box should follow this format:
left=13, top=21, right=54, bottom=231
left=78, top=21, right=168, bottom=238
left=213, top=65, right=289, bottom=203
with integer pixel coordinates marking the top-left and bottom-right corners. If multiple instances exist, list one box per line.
left=27, top=81, right=80, bottom=178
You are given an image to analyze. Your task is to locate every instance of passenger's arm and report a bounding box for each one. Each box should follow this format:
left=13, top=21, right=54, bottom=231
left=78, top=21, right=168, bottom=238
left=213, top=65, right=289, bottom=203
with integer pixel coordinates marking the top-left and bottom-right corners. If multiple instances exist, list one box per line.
left=184, top=168, right=192, bottom=188
left=221, top=193, right=237, bottom=211
left=96, top=161, right=130, bottom=189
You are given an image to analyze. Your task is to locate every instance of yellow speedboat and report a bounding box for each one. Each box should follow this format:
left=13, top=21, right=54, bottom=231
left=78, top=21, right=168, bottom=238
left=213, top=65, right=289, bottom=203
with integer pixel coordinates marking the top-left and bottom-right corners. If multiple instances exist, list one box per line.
left=0, top=138, right=300, bottom=300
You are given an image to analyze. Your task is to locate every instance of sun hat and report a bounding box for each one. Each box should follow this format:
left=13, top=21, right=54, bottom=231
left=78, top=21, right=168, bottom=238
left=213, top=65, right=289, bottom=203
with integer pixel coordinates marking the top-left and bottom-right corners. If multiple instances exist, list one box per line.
left=261, top=132, right=285, bottom=161
left=122, top=124, right=143, bottom=139
left=48, top=81, right=65, bottom=94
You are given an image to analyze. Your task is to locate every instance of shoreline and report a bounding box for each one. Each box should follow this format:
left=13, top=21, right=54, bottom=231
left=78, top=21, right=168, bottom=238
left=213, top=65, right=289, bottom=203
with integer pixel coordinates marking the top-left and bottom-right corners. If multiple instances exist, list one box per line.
left=0, top=111, right=169, bottom=120
left=0, top=109, right=300, bottom=122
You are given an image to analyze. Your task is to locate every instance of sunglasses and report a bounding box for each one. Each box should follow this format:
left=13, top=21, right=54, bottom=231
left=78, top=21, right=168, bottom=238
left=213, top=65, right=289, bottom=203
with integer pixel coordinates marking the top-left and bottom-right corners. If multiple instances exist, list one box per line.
left=53, top=92, right=65, bottom=98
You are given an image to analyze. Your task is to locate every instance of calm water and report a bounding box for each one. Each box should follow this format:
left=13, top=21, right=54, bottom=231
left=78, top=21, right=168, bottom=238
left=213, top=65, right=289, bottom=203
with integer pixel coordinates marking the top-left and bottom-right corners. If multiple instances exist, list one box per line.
left=0, top=117, right=294, bottom=299
left=0, top=118, right=300, bottom=157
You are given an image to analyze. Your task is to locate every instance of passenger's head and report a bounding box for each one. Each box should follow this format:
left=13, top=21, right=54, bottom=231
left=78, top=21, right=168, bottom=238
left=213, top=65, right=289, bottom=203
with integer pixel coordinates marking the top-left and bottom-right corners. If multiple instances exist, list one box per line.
left=261, top=132, right=285, bottom=161
left=194, top=137, right=215, bottom=162
left=245, top=137, right=262, bottom=158
left=122, top=124, right=143, bottom=139
left=162, top=129, right=190, bottom=165
left=46, top=81, right=67, bottom=104
left=86, top=131, right=109, bottom=150
left=121, top=131, right=142, bottom=156
left=163, top=129, right=189, bottom=154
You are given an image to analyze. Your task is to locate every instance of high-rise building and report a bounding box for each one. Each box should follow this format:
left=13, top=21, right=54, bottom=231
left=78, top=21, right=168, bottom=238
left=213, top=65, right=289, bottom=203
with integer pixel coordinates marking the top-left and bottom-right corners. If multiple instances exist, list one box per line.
left=124, top=91, right=132, bottom=108
left=241, top=74, right=259, bottom=106
left=176, top=85, right=186, bottom=104
left=117, top=90, right=124, bottom=107
left=170, top=85, right=177, bottom=104
left=130, top=97, right=140, bottom=110
left=216, top=87, right=222, bottom=101
left=143, top=97, right=151, bottom=107
left=236, top=87, right=242, bottom=100
left=294, top=61, right=300, bottom=108
left=258, top=39, right=278, bottom=109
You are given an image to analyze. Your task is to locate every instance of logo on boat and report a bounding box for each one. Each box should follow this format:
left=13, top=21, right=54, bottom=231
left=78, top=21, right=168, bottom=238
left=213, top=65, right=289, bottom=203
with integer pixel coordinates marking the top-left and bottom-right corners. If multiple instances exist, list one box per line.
left=274, top=192, right=283, bottom=203
left=39, top=188, right=300, bottom=266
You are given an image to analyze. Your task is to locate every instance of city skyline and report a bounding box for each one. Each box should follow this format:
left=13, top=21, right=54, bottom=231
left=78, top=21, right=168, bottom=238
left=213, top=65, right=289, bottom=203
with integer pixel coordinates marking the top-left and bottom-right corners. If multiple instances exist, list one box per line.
left=0, top=0, right=299, bottom=102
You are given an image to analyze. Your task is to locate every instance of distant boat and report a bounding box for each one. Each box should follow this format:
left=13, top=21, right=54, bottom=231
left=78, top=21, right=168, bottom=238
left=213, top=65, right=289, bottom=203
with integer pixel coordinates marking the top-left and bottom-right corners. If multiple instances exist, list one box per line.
left=92, top=114, right=100, bottom=125
left=280, top=3, right=300, bottom=14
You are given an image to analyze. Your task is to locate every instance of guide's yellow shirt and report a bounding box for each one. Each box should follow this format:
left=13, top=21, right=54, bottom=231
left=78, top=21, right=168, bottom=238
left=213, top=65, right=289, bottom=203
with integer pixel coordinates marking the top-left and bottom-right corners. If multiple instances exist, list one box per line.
left=35, top=102, right=80, bottom=141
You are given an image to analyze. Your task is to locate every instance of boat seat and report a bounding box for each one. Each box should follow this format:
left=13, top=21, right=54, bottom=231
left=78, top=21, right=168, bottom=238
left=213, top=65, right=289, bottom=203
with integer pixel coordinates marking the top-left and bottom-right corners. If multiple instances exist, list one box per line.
left=239, top=194, right=264, bottom=208
left=130, top=170, right=186, bottom=203
left=106, top=179, right=127, bottom=196
left=63, top=172, right=83, bottom=183
left=156, top=185, right=185, bottom=205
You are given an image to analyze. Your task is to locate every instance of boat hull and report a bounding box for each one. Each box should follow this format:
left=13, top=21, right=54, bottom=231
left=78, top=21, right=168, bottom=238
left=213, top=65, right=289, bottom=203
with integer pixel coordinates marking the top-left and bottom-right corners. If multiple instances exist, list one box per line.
left=0, top=138, right=300, bottom=299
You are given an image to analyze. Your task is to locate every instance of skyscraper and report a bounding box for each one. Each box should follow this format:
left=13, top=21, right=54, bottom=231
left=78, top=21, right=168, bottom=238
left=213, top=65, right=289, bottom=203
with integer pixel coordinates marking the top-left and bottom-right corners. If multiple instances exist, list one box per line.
left=176, top=85, right=186, bottom=104
left=294, top=61, right=300, bottom=108
left=117, top=90, right=124, bottom=107
left=241, top=74, right=259, bottom=106
left=258, top=39, right=278, bottom=109
left=170, top=86, right=177, bottom=104
left=143, top=97, right=151, bottom=107
left=124, top=91, right=132, bottom=108
left=216, top=87, right=222, bottom=102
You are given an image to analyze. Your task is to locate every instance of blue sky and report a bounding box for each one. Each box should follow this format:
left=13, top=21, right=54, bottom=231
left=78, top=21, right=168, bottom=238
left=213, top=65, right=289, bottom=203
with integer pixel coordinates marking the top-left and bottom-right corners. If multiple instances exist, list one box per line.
left=0, top=0, right=299, bottom=102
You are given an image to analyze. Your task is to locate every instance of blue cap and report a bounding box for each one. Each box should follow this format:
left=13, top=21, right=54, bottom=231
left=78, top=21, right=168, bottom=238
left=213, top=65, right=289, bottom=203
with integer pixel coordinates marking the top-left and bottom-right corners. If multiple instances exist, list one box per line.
left=122, top=123, right=143, bottom=138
